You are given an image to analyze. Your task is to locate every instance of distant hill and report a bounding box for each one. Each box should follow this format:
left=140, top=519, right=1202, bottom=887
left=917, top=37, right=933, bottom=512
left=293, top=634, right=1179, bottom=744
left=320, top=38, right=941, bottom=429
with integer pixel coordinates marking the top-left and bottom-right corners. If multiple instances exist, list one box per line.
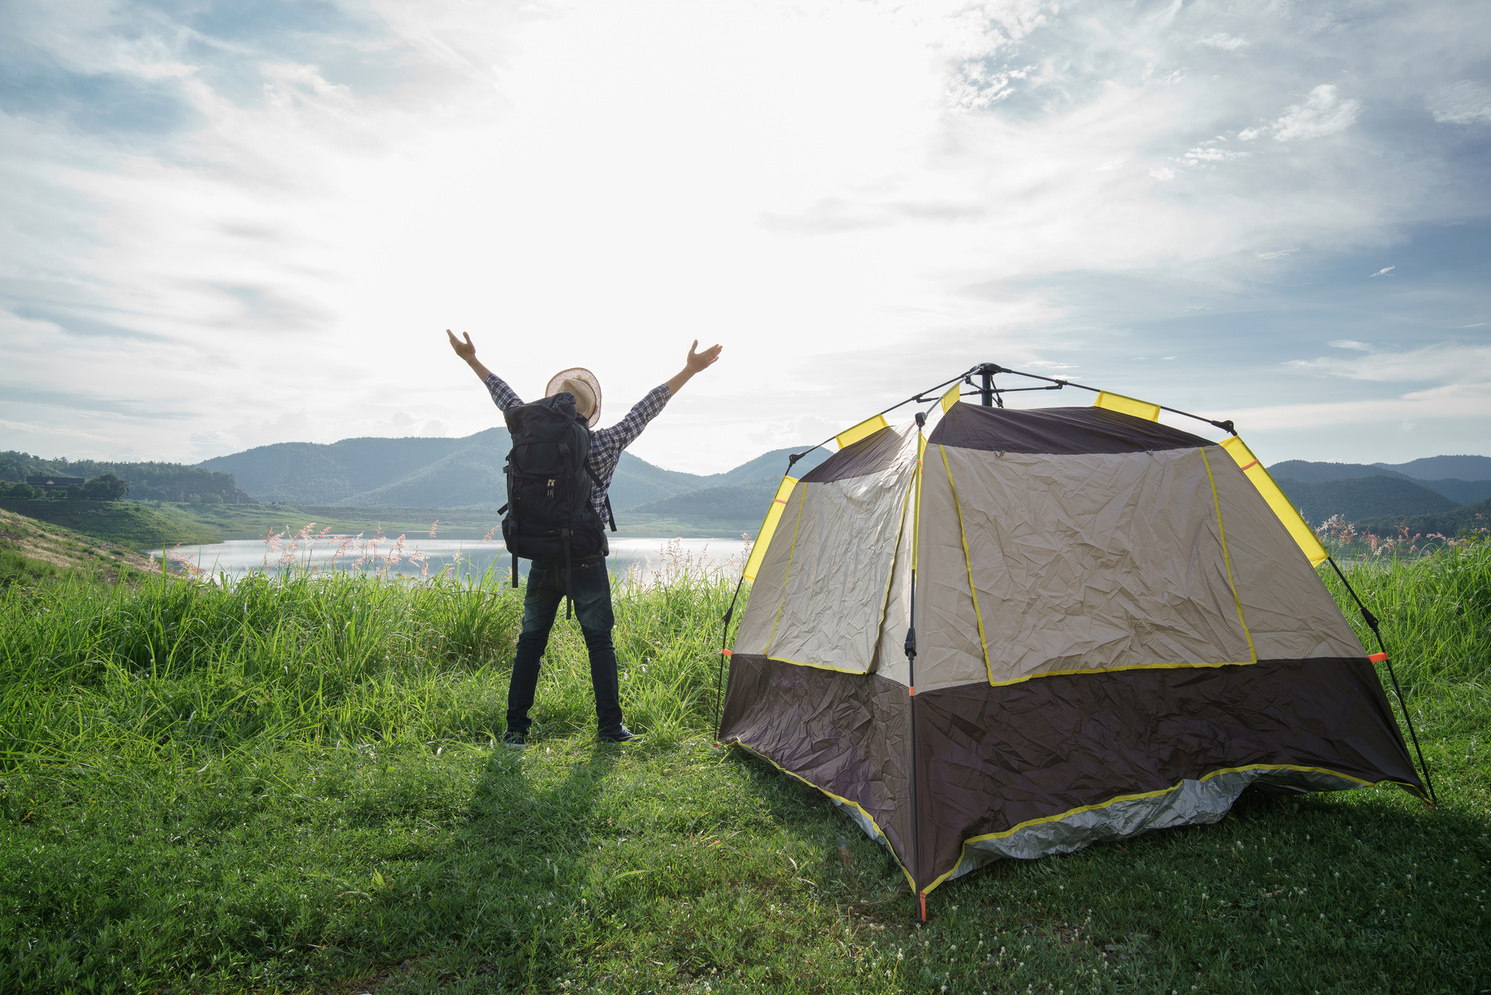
left=198, top=434, right=833, bottom=523
left=1271, top=475, right=1459, bottom=526
left=1414, top=479, right=1491, bottom=505
left=199, top=434, right=488, bottom=506
left=1270, top=458, right=1491, bottom=525
left=1374, top=455, right=1491, bottom=481
left=1269, top=461, right=1408, bottom=484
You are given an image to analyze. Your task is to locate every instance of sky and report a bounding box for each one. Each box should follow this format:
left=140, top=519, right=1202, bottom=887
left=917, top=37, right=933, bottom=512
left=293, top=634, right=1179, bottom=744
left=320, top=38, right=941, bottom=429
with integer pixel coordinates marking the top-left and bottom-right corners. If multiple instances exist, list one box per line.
left=1, top=0, right=1488, bottom=476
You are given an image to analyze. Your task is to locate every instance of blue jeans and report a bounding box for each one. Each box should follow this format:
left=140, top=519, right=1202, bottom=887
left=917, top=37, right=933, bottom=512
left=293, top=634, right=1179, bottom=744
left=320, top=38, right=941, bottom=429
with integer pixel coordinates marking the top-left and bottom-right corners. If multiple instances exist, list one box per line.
left=505, top=556, right=625, bottom=736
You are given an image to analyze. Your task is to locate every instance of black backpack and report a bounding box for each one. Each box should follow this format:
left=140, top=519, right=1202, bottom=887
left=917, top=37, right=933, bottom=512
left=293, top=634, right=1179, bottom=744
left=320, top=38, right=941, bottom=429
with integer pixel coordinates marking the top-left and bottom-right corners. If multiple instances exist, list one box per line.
left=499, top=392, right=616, bottom=612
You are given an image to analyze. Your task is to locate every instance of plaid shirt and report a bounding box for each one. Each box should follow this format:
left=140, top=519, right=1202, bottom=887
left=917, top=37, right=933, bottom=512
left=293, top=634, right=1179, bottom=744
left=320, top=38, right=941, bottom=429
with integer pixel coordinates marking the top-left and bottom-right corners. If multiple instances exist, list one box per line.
left=485, top=373, right=672, bottom=524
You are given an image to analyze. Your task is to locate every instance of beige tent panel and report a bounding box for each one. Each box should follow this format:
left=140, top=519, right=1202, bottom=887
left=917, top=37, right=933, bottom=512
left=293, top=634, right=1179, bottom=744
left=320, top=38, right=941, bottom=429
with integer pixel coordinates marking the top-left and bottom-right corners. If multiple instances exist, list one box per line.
left=733, top=431, right=917, bottom=673
left=1205, top=449, right=1366, bottom=660
left=870, top=482, right=917, bottom=687
left=924, top=446, right=1258, bottom=687
left=913, top=447, right=996, bottom=692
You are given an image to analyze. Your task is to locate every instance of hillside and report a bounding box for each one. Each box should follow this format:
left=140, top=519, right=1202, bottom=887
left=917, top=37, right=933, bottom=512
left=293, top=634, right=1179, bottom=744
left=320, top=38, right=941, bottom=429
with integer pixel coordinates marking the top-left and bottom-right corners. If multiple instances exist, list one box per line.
left=0, top=507, right=160, bottom=585
left=1271, top=476, right=1459, bottom=526
left=0, top=498, right=222, bottom=550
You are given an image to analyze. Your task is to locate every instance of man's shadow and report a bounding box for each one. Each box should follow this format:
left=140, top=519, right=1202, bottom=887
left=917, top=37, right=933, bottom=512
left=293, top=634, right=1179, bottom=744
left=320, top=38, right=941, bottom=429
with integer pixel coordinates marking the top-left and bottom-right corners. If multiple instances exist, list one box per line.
left=387, top=742, right=620, bottom=989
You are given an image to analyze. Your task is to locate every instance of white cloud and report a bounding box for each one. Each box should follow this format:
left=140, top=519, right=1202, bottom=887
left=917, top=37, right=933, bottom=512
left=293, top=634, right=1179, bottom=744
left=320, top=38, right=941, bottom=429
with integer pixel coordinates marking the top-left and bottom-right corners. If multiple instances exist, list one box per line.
left=1427, top=81, right=1491, bottom=125
left=1183, top=146, right=1249, bottom=164
left=1328, top=340, right=1373, bottom=351
left=1196, top=33, right=1248, bottom=51
left=1284, top=343, right=1491, bottom=384
left=1369, top=266, right=1395, bottom=277
left=1231, top=382, right=1491, bottom=432
left=1256, top=248, right=1297, bottom=260
left=1240, top=84, right=1361, bottom=142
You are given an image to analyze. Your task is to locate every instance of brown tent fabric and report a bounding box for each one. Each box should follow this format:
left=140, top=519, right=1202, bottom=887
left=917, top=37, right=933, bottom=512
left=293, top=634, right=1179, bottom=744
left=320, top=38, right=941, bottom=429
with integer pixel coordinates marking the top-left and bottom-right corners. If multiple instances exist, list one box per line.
left=718, top=399, right=1425, bottom=906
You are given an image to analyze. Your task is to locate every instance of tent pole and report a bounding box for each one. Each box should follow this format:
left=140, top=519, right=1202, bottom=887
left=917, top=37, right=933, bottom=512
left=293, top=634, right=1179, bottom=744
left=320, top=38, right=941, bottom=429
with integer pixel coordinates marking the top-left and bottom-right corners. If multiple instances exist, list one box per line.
left=713, top=577, right=746, bottom=745
left=907, top=412, right=927, bottom=922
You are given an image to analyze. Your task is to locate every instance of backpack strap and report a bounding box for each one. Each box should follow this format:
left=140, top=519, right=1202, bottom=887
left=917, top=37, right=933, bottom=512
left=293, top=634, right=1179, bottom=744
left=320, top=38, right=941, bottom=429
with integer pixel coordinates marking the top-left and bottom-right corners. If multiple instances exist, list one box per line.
left=582, top=460, right=618, bottom=532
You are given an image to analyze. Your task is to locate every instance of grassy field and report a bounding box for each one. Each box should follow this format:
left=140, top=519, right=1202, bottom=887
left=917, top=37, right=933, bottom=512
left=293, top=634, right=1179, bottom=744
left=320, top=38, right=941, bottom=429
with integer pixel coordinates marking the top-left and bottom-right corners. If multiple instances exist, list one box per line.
left=0, top=543, right=1487, bottom=994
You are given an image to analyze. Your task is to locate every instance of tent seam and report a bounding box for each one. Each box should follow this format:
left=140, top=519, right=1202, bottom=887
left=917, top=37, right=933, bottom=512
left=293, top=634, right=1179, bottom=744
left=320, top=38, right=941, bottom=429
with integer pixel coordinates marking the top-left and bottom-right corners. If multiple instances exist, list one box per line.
left=1200, top=446, right=1259, bottom=664
left=982, top=658, right=1255, bottom=688
left=763, top=485, right=807, bottom=657
left=863, top=458, right=917, bottom=677
left=937, top=444, right=994, bottom=685
left=763, top=655, right=873, bottom=675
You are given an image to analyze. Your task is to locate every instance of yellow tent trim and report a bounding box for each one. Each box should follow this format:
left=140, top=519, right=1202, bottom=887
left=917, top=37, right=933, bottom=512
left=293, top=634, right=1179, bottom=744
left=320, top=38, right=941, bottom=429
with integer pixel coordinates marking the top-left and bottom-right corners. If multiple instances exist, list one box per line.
left=1200, top=447, right=1258, bottom=664
left=1220, top=436, right=1328, bottom=565
left=940, top=383, right=961, bottom=413
left=837, top=413, right=889, bottom=450
left=723, top=739, right=916, bottom=893
left=1094, top=391, right=1161, bottom=421
left=920, top=763, right=1385, bottom=897
left=742, top=476, right=799, bottom=583
left=765, top=654, right=871, bottom=676
left=937, top=444, right=993, bottom=685
left=985, top=657, right=1256, bottom=688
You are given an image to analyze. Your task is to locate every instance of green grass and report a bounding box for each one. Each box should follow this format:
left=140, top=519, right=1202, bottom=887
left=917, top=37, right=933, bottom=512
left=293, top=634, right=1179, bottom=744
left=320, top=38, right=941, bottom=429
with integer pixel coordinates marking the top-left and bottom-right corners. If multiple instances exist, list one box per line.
left=0, top=545, right=1487, bottom=994
left=0, top=547, right=68, bottom=589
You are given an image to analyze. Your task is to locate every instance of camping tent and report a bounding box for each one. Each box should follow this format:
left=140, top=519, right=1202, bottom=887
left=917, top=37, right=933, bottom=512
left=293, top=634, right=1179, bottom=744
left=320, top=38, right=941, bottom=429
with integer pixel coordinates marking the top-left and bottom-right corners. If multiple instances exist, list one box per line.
left=717, top=375, right=1428, bottom=919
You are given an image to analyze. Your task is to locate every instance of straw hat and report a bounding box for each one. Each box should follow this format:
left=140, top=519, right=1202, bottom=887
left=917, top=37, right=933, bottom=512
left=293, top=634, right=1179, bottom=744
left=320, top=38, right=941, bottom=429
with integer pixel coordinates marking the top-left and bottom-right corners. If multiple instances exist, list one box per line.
left=545, top=367, right=602, bottom=427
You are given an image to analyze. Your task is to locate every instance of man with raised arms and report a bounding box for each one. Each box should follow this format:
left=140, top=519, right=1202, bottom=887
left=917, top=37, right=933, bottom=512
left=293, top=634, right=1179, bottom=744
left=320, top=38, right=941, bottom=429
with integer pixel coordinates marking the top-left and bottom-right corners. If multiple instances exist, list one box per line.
left=447, top=330, right=722, bottom=746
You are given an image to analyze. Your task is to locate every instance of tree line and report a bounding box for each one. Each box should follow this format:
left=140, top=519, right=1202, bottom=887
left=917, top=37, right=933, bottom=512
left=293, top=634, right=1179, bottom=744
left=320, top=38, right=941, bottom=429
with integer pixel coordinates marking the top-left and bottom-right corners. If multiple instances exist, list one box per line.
left=0, top=452, right=255, bottom=504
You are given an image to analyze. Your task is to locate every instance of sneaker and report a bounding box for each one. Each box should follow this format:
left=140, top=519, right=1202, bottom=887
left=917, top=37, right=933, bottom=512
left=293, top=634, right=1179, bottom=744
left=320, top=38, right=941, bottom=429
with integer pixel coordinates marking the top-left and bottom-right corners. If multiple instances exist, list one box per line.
left=597, top=725, right=639, bottom=744
left=501, top=730, right=526, bottom=749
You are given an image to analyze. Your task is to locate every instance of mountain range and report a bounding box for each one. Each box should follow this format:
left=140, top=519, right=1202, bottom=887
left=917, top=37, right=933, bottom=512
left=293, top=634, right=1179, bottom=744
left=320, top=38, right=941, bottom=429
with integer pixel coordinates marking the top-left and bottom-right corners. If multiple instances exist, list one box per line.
left=198, top=431, right=831, bottom=522
left=1270, top=457, right=1491, bottom=525
left=197, top=432, right=1491, bottom=534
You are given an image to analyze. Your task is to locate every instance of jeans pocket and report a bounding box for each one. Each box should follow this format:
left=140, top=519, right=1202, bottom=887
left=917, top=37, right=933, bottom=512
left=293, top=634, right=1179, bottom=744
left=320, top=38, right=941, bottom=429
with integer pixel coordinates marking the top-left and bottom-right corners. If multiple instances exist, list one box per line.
left=571, top=559, right=614, bottom=630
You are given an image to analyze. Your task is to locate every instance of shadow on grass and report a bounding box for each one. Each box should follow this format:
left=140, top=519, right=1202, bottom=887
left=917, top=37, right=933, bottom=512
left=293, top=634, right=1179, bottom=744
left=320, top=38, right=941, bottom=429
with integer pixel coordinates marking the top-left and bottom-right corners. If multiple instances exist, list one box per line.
left=718, top=746, right=915, bottom=915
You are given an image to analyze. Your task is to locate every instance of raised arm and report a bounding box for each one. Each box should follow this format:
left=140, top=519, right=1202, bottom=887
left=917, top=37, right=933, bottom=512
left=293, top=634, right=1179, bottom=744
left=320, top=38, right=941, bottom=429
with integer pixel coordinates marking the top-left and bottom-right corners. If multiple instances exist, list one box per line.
left=665, top=340, right=723, bottom=396
left=447, top=329, right=495, bottom=383
left=448, top=328, right=525, bottom=411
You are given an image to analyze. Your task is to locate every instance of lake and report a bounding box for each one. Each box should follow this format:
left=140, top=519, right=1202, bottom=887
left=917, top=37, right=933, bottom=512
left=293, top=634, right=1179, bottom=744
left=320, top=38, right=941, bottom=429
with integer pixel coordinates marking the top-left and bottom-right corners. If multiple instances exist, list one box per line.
left=151, top=535, right=752, bottom=586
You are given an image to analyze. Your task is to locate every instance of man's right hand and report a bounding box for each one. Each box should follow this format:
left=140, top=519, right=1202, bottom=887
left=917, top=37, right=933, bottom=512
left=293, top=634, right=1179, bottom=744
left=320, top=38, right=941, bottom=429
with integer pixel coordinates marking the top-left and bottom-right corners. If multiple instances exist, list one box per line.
left=447, top=328, right=477, bottom=362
